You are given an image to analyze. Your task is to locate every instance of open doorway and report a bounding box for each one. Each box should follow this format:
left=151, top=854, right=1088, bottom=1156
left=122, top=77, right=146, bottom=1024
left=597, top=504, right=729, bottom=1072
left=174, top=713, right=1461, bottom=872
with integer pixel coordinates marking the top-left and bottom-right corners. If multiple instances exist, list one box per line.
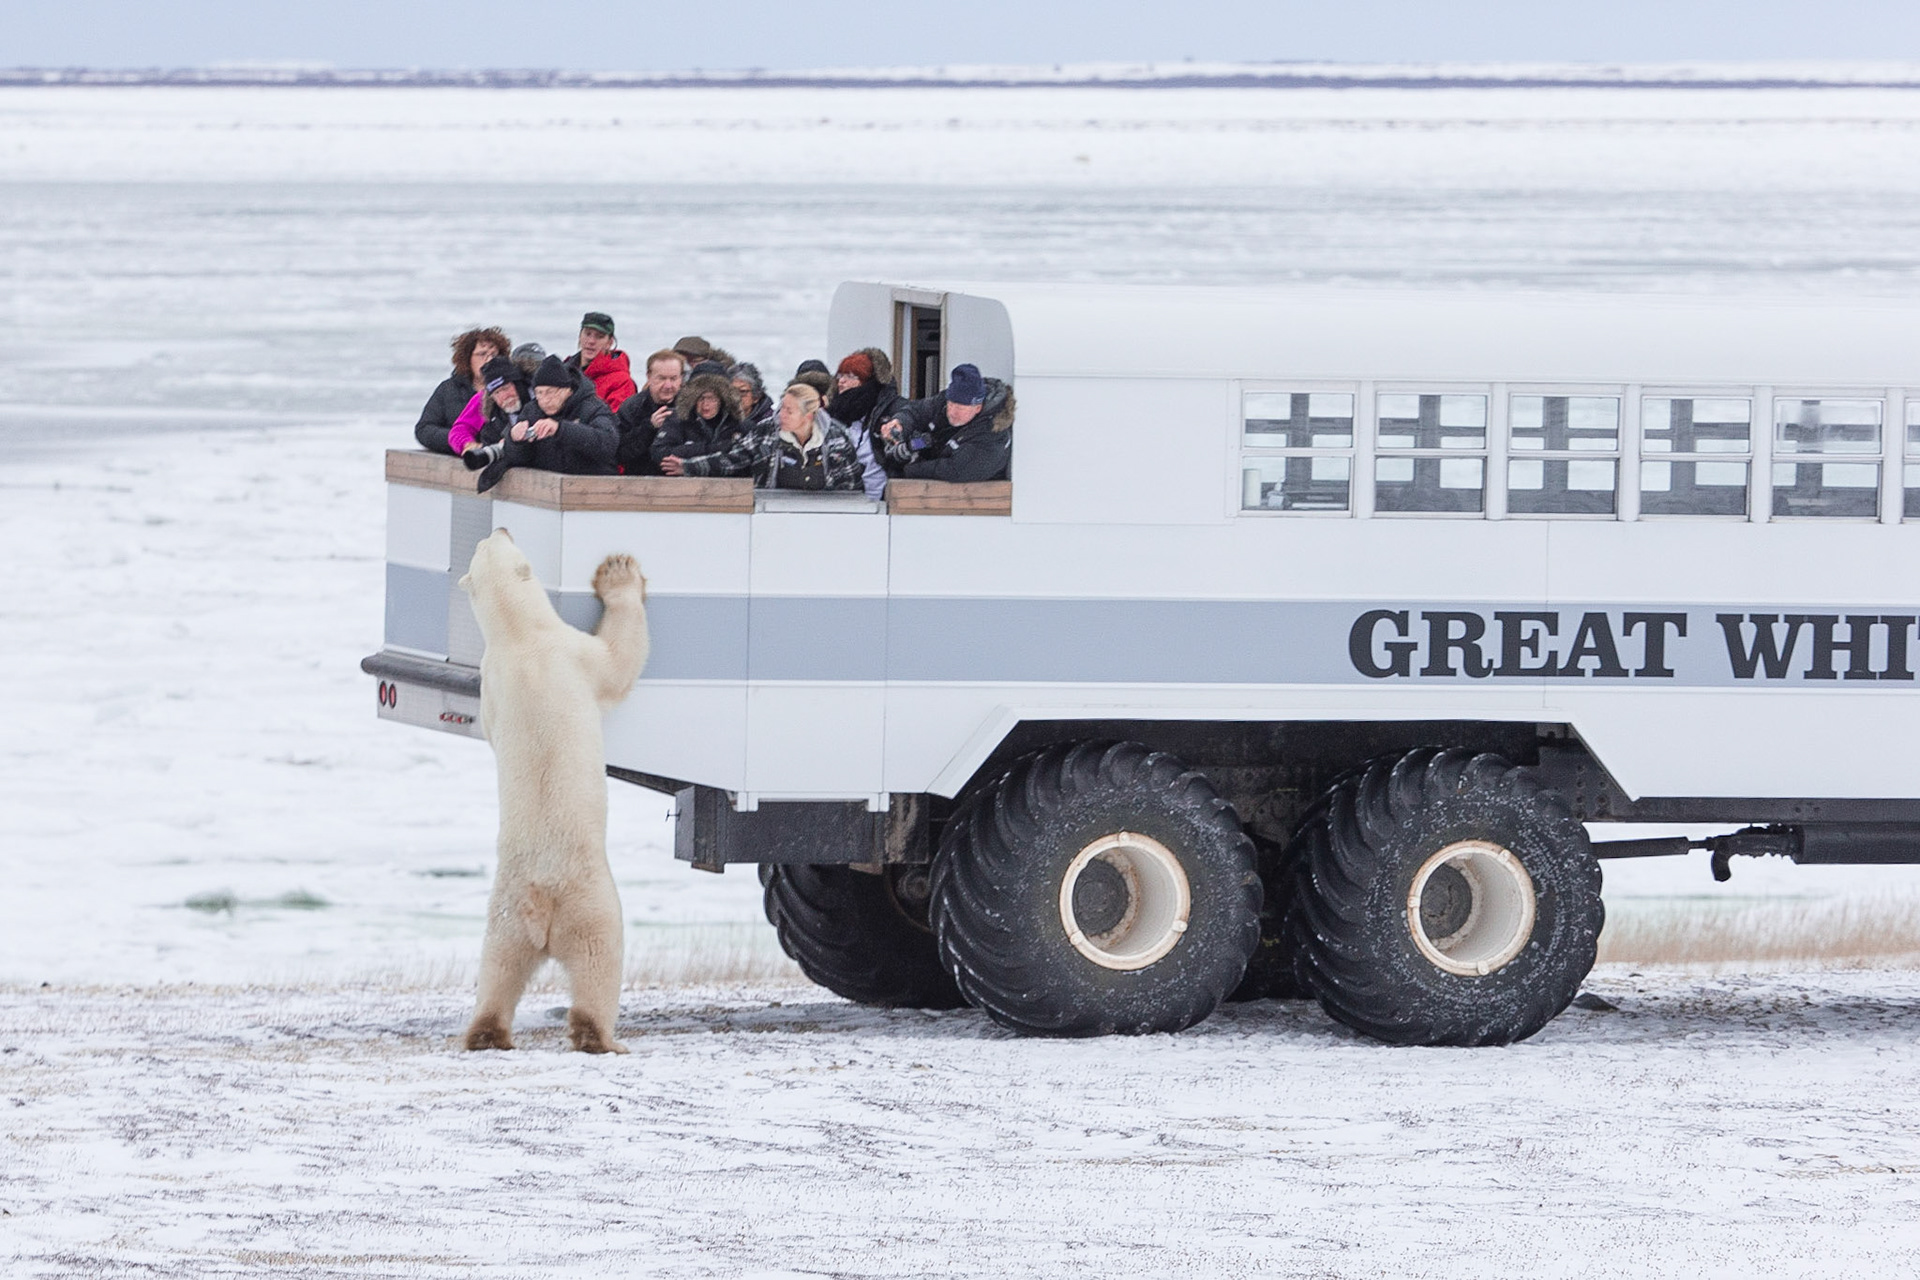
left=895, top=302, right=943, bottom=400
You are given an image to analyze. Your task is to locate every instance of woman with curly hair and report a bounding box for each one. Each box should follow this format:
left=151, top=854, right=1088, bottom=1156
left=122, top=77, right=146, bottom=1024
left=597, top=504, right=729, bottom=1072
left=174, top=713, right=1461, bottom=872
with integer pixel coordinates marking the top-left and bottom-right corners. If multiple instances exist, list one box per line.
left=414, top=326, right=511, bottom=455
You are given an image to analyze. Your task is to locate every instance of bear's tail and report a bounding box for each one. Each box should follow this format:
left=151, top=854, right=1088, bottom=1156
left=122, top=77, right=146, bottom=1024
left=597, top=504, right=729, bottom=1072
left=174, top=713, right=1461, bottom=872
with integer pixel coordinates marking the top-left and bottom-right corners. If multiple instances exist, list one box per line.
left=516, top=885, right=555, bottom=952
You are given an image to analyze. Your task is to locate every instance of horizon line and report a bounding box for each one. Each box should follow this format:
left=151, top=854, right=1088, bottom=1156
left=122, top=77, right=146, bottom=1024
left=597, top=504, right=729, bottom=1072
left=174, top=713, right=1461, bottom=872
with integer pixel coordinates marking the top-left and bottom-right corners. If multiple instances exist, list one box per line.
left=8, top=59, right=1920, bottom=91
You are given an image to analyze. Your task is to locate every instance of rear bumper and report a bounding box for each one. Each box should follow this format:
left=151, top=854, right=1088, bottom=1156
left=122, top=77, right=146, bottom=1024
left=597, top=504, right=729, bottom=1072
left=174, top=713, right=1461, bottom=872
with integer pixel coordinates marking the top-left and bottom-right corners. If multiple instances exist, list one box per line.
left=361, top=649, right=483, bottom=739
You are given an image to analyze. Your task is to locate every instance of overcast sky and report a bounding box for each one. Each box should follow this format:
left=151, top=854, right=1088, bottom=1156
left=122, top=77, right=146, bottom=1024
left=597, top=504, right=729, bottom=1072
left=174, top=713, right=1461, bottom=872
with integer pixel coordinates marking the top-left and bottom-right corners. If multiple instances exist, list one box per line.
left=2, top=0, right=1917, bottom=70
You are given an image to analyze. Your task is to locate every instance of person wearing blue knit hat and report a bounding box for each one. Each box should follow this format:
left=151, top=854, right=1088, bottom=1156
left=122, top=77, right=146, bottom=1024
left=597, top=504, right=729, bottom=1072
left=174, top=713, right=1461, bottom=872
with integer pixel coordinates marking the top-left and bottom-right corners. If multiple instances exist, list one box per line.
left=876, top=362, right=1014, bottom=482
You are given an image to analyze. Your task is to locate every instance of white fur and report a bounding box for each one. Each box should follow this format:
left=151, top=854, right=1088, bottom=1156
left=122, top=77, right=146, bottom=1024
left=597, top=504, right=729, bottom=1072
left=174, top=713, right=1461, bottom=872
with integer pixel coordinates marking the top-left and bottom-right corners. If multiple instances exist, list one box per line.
left=457, top=530, right=650, bottom=1053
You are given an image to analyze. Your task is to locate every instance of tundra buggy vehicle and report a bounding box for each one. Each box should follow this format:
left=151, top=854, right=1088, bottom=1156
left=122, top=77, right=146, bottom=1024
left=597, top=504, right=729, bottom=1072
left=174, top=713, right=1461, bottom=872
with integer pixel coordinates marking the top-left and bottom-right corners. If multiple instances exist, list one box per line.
left=366, top=281, right=1920, bottom=1046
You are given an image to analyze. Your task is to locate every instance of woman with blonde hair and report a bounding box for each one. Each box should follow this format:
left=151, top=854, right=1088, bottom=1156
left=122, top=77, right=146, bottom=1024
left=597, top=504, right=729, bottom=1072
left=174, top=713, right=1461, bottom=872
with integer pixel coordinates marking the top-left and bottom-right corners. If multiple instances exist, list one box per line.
left=662, top=382, right=864, bottom=491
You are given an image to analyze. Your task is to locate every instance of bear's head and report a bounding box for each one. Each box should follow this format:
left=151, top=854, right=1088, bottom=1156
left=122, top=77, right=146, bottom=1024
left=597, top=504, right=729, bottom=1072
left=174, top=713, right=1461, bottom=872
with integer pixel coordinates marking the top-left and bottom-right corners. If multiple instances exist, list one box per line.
left=458, top=529, right=547, bottom=638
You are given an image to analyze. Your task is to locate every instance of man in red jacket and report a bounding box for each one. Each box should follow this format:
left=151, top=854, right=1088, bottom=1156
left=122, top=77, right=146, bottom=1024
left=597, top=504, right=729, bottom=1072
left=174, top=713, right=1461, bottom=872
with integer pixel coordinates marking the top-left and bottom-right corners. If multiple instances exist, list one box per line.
left=564, top=311, right=638, bottom=412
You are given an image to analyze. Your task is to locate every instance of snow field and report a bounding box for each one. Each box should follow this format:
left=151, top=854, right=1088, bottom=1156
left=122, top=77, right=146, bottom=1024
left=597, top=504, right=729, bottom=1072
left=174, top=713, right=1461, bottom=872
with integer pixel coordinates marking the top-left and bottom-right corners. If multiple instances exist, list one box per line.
left=5, top=971, right=1920, bottom=1278
left=0, top=417, right=771, bottom=988
left=5, top=84, right=1920, bottom=191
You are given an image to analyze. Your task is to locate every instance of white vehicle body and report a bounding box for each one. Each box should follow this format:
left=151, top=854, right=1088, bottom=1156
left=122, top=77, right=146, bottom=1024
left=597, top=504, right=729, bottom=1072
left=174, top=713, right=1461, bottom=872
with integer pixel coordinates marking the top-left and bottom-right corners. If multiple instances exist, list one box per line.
left=371, top=281, right=1920, bottom=830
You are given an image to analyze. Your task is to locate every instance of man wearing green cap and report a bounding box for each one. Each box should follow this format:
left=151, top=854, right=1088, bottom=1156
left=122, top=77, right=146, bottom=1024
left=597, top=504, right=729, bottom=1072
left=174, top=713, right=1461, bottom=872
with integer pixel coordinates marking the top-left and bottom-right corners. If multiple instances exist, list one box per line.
left=564, top=311, right=638, bottom=412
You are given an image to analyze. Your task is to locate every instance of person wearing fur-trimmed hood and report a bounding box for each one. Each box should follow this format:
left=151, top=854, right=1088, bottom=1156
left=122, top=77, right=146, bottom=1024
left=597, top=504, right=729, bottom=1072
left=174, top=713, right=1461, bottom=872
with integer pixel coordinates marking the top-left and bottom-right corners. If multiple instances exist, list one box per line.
left=651, top=371, right=751, bottom=472
left=662, top=383, right=864, bottom=492
left=829, top=348, right=904, bottom=439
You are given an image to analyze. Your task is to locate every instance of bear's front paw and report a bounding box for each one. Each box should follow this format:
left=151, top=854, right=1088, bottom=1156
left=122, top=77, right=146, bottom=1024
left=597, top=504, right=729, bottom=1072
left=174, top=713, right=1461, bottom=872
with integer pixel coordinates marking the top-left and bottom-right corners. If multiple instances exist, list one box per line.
left=593, top=554, right=646, bottom=601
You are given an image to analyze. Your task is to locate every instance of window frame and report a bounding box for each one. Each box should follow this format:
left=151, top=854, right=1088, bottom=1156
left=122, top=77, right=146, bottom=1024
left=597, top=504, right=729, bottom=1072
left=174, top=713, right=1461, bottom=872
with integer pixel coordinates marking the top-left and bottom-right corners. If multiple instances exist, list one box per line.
left=1636, top=386, right=1757, bottom=522
left=1234, top=380, right=1362, bottom=519
left=1766, top=388, right=1888, bottom=523
left=1902, top=389, right=1920, bottom=522
left=1501, top=383, right=1628, bottom=521
left=1369, top=383, right=1495, bottom=520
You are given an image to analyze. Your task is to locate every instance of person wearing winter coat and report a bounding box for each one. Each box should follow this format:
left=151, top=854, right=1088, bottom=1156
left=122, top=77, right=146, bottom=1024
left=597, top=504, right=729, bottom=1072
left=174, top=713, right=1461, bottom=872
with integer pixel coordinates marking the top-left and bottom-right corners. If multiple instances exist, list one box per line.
left=830, top=348, right=906, bottom=493
left=829, top=349, right=904, bottom=439
left=651, top=371, right=751, bottom=471
left=728, top=362, right=776, bottom=432
left=564, top=311, right=638, bottom=412
left=414, top=326, right=510, bottom=454
left=878, top=363, right=1014, bottom=483
left=612, top=349, right=688, bottom=476
left=462, top=355, right=619, bottom=493
left=662, top=384, right=864, bottom=492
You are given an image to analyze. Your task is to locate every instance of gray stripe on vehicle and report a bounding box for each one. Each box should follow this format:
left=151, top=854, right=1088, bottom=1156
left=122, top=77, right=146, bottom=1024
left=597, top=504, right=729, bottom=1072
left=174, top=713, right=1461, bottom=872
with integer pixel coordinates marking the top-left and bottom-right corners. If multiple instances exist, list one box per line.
left=884, top=597, right=1364, bottom=685
left=389, top=575, right=1920, bottom=687
left=385, top=563, right=450, bottom=655
left=751, top=597, right=889, bottom=681
left=445, top=495, right=493, bottom=665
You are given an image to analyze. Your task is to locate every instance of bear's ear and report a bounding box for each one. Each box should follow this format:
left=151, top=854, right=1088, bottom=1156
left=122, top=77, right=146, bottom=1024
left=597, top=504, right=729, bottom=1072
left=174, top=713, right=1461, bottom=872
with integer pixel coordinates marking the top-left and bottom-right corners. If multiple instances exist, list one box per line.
left=515, top=563, right=532, bottom=581
left=457, top=573, right=472, bottom=591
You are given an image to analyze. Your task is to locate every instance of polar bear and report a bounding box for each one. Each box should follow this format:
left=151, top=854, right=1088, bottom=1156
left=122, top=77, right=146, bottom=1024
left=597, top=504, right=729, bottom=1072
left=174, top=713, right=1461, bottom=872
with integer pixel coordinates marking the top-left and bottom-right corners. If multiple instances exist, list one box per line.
left=457, top=529, right=650, bottom=1053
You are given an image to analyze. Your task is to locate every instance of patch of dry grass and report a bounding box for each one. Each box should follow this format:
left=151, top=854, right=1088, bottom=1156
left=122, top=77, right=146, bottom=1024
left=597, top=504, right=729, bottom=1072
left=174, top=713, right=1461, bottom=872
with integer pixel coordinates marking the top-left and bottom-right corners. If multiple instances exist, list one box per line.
left=621, top=924, right=801, bottom=989
left=258, top=925, right=803, bottom=994
left=1598, top=895, right=1920, bottom=969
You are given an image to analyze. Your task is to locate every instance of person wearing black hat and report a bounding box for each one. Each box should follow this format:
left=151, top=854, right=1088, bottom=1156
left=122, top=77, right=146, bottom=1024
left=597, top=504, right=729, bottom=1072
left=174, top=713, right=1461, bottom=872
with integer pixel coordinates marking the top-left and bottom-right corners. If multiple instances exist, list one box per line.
left=673, top=335, right=735, bottom=370
left=564, top=312, right=638, bottom=412
left=877, top=362, right=1015, bottom=482
left=791, top=359, right=834, bottom=403
left=462, top=354, right=619, bottom=493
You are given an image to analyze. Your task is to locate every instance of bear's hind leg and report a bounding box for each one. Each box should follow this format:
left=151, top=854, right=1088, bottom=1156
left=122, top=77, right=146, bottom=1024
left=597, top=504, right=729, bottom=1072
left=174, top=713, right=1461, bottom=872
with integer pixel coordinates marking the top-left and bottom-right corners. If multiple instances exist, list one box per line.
left=465, top=909, right=544, bottom=1051
left=550, top=877, right=627, bottom=1054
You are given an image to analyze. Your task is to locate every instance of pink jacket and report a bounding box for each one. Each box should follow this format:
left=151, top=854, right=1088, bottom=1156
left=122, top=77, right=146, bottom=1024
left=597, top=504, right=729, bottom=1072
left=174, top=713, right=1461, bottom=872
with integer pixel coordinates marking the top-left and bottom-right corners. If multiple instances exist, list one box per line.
left=447, top=393, right=486, bottom=454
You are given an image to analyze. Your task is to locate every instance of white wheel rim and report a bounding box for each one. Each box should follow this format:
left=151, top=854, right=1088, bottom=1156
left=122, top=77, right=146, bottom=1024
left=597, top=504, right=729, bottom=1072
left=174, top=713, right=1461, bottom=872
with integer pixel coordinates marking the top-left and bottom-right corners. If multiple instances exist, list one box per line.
left=1058, top=832, right=1192, bottom=971
left=1405, top=839, right=1537, bottom=977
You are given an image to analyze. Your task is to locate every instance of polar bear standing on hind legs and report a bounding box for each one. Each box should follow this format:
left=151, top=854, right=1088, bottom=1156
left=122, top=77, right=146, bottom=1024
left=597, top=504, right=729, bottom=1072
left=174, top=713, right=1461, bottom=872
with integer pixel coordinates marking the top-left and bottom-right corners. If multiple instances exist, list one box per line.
left=457, top=528, right=650, bottom=1054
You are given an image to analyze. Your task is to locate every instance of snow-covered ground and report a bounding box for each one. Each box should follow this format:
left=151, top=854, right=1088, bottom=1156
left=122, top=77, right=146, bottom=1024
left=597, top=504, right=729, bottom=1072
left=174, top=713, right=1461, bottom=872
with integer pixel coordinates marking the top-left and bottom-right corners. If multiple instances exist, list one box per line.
left=5, top=83, right=1920, bottom=1275
left=7, top=971, right=1920, bottom=1277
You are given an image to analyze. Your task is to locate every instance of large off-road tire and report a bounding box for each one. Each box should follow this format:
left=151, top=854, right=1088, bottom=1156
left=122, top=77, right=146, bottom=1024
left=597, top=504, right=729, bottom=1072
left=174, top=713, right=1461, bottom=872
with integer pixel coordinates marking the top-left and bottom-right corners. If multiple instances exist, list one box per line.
left=1291, top=747, right=1603, bottom=1047
left=760, top=863, right=965, bottom=1009
left=930, top=741, right=1261, bottom=1037
left=1227, top=832, right=1313, bottom=1001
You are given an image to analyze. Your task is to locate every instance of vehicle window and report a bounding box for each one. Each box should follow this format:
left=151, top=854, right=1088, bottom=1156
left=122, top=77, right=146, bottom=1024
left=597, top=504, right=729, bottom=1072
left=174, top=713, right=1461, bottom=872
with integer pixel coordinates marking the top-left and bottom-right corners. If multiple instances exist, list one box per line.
left=1641, top=397, right=1751, bottom=517
left=1374, top=393, right=1487, bottom=514
left=1905, top=399, right=1920, bottom=520
left=1240, top=391, right=1354, bottom=512
left=1772, top=398, right=1882, bottom=519
left=1508, top=395, right=1619, bottom=516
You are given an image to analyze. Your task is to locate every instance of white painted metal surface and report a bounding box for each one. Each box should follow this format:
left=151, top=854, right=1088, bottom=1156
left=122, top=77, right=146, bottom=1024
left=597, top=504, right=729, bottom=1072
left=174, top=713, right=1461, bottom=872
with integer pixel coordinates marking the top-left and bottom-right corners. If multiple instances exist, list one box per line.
left=380, top=281, right=1920, bottom=806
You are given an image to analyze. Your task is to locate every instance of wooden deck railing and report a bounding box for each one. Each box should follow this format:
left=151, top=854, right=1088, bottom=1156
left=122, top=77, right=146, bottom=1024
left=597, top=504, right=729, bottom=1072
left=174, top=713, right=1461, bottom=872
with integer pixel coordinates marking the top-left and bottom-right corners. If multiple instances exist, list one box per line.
left=386, top=450, right=1012, bottom=516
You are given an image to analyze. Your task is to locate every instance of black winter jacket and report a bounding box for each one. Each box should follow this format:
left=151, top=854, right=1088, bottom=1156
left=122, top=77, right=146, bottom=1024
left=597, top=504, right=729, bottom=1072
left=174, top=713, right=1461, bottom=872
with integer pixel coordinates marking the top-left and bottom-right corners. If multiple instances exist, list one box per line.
left=614, top=391, right=675, bottom=476
left=739, top=393, right=777, bottom=432
left=478, top=385, right=619, bottom=477
left=887, top=378, right=1014, bottom=482
left=414, top=373, right=476, bottom=455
